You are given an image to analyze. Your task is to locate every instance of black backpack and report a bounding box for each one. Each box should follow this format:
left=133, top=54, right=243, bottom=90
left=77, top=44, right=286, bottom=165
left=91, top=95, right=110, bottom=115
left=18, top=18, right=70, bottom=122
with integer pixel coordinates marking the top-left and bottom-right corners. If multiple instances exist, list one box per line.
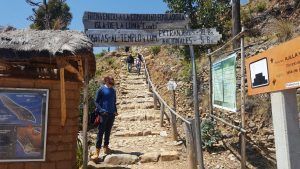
left=89, top=86, right=104, bottom=127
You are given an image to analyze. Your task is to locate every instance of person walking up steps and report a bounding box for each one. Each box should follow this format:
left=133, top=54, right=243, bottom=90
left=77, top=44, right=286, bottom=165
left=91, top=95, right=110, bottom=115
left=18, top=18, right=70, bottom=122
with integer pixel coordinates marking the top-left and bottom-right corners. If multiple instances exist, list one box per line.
left=91, top=76, right=118, bottom=161
left=136, top=53, right=143, bottom=75
left=126, top=53, right=134, bottom=73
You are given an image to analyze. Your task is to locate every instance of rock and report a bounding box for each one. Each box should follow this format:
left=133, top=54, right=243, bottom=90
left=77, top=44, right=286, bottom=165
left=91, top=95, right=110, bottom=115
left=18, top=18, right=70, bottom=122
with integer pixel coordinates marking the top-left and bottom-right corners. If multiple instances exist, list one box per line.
left=227, top=154, right=236, bottom=161
left=104, top=154, right=139, bottom=165
left=160, top=131, right=168, bottom=137
left=267, top=135, right=275, bottom=141
left=248, top=122, right=256, bottom=128
left=140, top=152, right=160, bottom=163
left=160, top=151, right=180, bottom=161
left=87, top=161, right=128, bottom=169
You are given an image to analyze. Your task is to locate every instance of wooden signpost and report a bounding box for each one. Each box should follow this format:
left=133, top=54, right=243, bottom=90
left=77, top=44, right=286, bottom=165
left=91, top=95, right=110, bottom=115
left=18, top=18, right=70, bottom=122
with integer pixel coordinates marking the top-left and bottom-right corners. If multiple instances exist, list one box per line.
left=246, top=36, right=300, bottom=169
left=86, top=28, right=221, bottom=46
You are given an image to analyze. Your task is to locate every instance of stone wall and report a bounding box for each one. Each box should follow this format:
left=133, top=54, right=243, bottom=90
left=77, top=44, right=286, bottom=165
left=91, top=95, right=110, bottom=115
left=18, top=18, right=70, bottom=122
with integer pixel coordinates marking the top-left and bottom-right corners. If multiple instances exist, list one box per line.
left=0, top=78, right=81, bottom=169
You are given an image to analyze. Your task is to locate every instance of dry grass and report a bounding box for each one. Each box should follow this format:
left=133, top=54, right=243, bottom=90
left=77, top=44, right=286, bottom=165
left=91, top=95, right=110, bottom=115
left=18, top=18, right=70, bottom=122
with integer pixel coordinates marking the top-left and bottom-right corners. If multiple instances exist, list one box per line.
left=273, top=19, right=295, bottom=42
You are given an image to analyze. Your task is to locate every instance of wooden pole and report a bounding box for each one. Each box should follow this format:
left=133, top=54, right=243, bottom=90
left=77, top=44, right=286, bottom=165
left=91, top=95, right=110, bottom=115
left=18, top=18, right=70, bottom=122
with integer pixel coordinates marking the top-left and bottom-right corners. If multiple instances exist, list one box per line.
left=232, top=0, right=241, bottom=49
left=153, top=93, right=158, bottom=110
left=171, top=90, right=179, bottom=141
left=184, top=120, right=197, bottom=169
left=240, top=27, right=246, bottom=169
left=190, top=45, right=204, bottom=169
left=160, top=101, right=165, bottom=127
left=60, top=68, right=66, bottom=126
left=82, top=58, right=89, bottom=169
left=208, top=49, right=213, bottom=116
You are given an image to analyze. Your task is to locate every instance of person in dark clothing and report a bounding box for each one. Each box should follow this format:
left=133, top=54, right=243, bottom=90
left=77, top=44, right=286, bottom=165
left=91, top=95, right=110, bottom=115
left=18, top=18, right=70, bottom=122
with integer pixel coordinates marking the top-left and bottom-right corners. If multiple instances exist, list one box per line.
left=91, top=76, right=118, bottom=160
left=126, top=54, right=134, bottom=72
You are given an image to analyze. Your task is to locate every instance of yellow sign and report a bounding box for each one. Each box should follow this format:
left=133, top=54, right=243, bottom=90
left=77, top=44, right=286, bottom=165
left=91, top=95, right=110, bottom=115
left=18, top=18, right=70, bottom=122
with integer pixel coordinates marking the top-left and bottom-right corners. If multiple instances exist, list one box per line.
left=246, top=36, right=300, bottom=95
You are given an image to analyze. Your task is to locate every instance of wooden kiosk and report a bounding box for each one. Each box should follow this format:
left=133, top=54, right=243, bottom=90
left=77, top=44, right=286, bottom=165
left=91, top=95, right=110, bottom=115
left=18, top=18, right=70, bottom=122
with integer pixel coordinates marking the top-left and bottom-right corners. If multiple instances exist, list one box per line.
left=0, top=29, right=95, bottom=169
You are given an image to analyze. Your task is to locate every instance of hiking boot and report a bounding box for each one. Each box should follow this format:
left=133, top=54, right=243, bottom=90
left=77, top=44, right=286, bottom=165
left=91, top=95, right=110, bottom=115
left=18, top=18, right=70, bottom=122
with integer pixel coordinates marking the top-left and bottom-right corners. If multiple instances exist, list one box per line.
left=103, top=146, right=112, bottom=154
left=91, top=148, right=100, bottom=161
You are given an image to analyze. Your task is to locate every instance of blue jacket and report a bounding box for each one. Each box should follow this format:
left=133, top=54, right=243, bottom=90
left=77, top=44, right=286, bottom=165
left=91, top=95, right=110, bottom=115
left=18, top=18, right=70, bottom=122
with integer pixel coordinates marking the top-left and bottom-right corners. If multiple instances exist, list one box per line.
left=95, top=85, right=117, bottom=115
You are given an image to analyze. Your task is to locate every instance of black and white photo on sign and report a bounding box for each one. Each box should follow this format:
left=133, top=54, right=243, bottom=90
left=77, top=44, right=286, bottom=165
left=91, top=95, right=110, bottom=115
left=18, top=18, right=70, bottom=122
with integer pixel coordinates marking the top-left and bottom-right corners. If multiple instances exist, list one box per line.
left=250, top=58, right=269, bottom=88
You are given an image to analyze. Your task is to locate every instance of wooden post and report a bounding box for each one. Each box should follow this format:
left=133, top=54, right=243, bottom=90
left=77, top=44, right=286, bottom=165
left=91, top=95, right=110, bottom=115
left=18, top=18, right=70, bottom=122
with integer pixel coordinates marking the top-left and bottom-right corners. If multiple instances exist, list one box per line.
left=232, top=0, right=241, bottom=49
left=153, top=93, right=158, bottom=110
left=184, top=120, right=197, bottom=169
left=60, top=68, right=67, bottom=126
left=240, top=27, right=246, bottom=169
left=160, top=101, right=165, bottom=127
left=82, top=58, right=89, bottom=169
left=171, top=90, right=179, bottom=141
left=208, top=49, right=213, bottom=116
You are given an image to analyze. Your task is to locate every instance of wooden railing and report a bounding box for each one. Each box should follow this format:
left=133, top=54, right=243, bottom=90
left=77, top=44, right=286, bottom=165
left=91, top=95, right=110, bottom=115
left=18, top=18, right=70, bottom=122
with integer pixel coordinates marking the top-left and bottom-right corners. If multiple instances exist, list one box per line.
left=142, top=57, right=197, bottom=169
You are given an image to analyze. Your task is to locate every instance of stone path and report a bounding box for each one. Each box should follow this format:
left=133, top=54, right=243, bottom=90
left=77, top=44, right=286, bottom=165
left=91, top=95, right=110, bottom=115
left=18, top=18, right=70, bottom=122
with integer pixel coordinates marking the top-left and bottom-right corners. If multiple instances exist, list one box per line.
left=88, top=64, right=187, bottom=169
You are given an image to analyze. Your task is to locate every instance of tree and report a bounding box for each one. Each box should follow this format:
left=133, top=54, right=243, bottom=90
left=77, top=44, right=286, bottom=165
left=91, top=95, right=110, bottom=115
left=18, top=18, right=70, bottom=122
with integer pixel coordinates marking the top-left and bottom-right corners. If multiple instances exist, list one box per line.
left=26, top=0, right=72, bottom=30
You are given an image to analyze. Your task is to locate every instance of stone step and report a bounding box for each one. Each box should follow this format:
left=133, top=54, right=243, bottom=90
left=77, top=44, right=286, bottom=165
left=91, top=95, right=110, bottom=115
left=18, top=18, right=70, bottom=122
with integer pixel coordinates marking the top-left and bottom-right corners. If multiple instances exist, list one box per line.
left=113, top=130, right=160, bottom=137
left=118, top=114, right=160, bottom=122
left=119, top=103, right=154, bottom=110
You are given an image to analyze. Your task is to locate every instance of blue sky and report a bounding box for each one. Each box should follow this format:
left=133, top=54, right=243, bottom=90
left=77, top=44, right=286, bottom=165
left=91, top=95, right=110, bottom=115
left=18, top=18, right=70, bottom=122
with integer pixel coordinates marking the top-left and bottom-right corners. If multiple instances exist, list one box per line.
left=0, top=0, right=248, bottom=53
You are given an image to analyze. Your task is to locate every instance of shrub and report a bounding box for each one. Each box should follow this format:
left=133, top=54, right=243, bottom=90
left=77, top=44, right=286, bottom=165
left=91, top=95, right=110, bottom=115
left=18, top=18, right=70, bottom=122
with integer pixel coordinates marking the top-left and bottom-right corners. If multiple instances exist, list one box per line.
left=179, top=60, right=192, bottom=82
left=273, top=20, right=294, bottom=42
left=256, top=2, right=267, bottom=13
left=76, top=138, right=83, bottom=168
left=79, top=80, right=100, bottom=129
left=201, top=118, right=222, bottom=150
left=150, top=46, right=161, bottom=56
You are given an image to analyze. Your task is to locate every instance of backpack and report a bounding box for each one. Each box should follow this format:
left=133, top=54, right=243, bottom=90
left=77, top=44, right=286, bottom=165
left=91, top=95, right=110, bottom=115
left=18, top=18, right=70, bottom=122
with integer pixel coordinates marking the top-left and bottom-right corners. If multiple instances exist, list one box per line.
left=89, top=86, right=104, bottom=127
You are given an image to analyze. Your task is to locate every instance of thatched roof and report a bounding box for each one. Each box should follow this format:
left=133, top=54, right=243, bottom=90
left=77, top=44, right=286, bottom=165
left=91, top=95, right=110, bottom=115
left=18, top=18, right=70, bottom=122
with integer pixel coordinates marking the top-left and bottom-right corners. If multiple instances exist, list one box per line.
left=0, top=29, right=95, bottom=78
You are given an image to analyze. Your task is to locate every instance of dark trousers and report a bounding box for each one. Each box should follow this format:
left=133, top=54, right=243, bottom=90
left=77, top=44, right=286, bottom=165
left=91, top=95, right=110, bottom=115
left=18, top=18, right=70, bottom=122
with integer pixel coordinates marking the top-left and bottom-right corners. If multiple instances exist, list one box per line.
left=96, top=115, right=115, bottom=149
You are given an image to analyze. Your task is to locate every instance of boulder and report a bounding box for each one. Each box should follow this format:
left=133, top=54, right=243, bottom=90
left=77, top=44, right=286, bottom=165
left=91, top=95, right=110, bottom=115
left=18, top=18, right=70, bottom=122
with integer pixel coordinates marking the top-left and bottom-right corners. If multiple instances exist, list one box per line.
left=104, top=154, right=139, bottom=165
left=140, top=152, right=160, bottom=163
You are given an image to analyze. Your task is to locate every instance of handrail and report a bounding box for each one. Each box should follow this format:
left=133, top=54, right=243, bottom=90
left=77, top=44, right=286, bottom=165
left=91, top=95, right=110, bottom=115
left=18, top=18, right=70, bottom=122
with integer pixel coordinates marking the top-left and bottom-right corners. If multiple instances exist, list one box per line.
left=143, top=56, right=191, bottom=125
left=207, top=29, right=247, bottom=57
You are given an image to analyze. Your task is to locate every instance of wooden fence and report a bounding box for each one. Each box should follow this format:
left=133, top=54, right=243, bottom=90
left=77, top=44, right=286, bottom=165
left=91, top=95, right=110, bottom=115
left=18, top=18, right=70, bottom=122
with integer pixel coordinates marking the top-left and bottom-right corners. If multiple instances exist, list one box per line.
left=142, top=58, right=198, bottom=169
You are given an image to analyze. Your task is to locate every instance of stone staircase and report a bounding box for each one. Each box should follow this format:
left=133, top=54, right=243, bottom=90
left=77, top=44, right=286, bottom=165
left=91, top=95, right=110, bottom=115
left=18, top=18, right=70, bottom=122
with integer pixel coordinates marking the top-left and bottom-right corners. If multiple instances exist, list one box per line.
left=88, top=64, right=187, bottom=169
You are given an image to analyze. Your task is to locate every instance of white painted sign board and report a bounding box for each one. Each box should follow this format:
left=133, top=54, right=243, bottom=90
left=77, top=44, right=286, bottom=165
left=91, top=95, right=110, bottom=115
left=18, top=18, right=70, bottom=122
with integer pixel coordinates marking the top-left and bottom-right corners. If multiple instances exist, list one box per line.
left=83, top=12, right=189, bottom=30
left=86, top=28, right=222, bottom=47
left=167, top=80, right=177, bottom=91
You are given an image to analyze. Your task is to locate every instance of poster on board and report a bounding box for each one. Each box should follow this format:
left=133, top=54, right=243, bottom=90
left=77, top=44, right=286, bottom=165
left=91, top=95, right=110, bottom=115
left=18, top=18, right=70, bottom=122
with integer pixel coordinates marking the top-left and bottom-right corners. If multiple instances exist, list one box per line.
left=212, top=53, right=237, bottom=112
left=0, top=88, right=49, bottom=162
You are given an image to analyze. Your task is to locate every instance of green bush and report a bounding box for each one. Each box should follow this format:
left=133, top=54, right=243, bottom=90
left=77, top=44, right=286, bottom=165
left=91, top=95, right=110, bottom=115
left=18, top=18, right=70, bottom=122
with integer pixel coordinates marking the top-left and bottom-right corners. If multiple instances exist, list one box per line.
left=76, top=138, right=83, bottom=169
left=201, top=118, right=222, bottom=150
left=79, top=79, right=100, bottom=129
left=150, top=46, right=161, bottom=56
left=256, top=2, right=267, bottom=13
left=274, top=20, right=294, bottom=42
left=179, top=60, right=192, bottom=82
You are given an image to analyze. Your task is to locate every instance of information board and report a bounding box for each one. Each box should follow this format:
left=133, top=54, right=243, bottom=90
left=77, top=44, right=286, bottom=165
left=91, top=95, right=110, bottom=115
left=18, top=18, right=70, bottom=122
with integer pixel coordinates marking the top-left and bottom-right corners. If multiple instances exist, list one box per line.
left=212, top=53, right=237, bottom=112
left=0, top=88, right=49, bottom=162
left=246, top=36, right=300, bottom=95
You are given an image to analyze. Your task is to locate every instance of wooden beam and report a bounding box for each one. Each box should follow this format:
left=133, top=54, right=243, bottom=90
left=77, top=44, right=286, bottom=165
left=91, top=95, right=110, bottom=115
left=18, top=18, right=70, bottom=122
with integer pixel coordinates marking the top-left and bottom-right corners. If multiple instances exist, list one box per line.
left=60, top=68, right=67, bottom=126
left=57, top=59, right=84, bottom=82
left=77, top=60, right=84, bottom=80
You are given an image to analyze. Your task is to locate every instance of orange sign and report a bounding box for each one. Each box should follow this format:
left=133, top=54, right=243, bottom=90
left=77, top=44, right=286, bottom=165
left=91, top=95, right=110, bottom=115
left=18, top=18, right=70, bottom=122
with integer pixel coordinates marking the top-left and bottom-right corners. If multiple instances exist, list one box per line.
left=246, top=36, right=300, bottom=95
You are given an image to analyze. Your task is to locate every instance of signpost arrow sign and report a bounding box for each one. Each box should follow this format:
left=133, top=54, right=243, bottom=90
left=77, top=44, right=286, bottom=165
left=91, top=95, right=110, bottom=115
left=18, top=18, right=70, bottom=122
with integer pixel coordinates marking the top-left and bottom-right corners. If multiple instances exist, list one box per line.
left=83, top=12, right=189, bottom=30
left=86, top=28, right=222, bottom=47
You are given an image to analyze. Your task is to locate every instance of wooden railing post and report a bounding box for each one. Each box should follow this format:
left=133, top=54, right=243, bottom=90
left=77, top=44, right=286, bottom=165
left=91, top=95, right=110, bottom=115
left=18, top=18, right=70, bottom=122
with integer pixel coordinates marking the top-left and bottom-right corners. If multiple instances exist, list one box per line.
left=160, top=101, right=165, bottom=127
left=153, top=93, right=158, bottom=110
left=171, top=90, right=178, bottom=141
left=184, top=120, right=197, bottom=169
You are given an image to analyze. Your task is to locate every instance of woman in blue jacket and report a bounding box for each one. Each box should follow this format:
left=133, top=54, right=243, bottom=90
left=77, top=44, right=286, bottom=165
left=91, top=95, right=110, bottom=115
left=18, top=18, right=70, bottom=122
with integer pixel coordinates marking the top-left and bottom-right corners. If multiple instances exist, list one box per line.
left=92, top=76, right=118, bottom=160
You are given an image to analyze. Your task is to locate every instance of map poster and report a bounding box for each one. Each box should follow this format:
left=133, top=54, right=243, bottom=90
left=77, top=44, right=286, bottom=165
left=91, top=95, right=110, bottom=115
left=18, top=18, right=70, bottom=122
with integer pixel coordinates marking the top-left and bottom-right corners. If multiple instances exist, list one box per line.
left=212, top=53, right=237, bottom=112
left=0, top=88, right=49, bottom=162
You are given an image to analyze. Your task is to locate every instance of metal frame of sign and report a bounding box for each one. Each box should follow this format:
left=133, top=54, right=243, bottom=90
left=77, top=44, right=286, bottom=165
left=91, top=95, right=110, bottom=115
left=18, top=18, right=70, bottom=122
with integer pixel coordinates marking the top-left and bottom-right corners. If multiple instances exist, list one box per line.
left=0, top=88, right=49, bottom=162
left=212, top=53, right=237, bottom=112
